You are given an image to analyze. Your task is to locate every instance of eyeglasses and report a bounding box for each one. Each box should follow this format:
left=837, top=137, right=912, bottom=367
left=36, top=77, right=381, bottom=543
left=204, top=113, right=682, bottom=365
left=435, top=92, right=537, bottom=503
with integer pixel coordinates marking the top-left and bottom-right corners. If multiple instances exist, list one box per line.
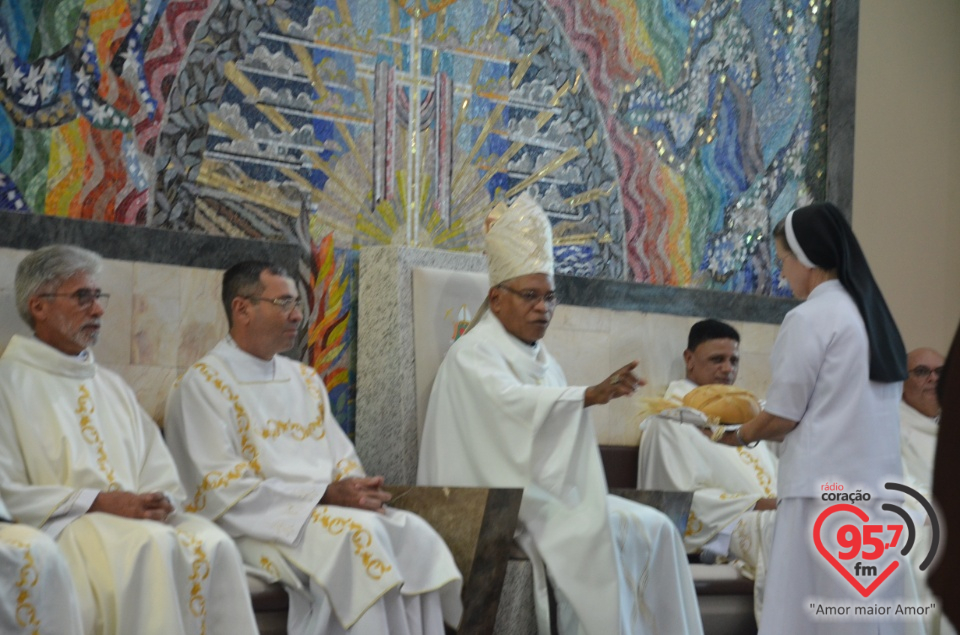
left=39, top=289, right=110, bottom=309
left=774, top=252, right=795, bottom=269
left=908, top=365, right=944, bottom=379
left=498, top=285, right=558, bottom=307
left=245, top=295, right=302, bottom=314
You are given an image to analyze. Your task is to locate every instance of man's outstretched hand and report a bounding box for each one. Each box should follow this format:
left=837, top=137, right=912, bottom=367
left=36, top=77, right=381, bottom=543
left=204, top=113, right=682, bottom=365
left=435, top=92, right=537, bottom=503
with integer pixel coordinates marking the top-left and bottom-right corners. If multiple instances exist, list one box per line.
left=585, top=361, right=646, bottom=407
left=320, top=476, right=393, bottom=513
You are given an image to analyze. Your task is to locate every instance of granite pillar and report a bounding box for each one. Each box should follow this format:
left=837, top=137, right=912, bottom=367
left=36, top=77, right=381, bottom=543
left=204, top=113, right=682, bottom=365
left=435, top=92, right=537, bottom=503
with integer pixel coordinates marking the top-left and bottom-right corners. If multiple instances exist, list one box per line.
left=356, top=246, right=486, bottom=484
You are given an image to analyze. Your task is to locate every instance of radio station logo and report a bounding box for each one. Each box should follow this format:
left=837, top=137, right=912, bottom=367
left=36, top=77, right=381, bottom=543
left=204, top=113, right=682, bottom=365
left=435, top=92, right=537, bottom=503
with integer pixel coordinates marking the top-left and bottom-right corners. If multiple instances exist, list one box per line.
left=812, top=482, right=940, bottom=603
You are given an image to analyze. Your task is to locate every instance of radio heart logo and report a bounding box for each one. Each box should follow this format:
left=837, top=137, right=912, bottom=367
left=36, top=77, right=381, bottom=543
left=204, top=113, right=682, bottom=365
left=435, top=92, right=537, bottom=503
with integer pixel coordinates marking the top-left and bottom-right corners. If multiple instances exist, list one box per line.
left=809, top=481, right=941, bottom=618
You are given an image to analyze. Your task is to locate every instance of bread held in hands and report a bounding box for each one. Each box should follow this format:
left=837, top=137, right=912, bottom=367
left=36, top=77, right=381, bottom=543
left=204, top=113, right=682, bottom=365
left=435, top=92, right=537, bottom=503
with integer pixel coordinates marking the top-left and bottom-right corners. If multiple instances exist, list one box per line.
left=682, top=384, right=761, bottom=424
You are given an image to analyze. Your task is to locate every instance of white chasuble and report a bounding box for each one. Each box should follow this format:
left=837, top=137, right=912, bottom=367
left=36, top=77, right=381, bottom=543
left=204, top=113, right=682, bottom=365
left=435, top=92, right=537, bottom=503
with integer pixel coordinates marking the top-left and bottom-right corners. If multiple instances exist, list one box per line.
left=897, top=405, right=955, bottom=635
left=0, top=335, right=257, bottom=635
left=899, top=401, right=937, bottom=498
left=419, top=312, right=702, bottom=635
left=1, top=496, right=83, bottom=635
left=638, top=380, right=778, bottom=624
left=638, top=379, right=779, bottom=554
left=164, top=339, right=463, bottom=633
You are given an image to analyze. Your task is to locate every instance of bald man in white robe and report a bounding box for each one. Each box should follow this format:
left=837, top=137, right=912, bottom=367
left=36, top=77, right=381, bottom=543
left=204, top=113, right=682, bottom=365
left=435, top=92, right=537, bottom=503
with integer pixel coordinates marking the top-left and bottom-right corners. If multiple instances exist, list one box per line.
left=900, top=348, right=944, bottom=497
left=899, top=348, right=955, bottom=635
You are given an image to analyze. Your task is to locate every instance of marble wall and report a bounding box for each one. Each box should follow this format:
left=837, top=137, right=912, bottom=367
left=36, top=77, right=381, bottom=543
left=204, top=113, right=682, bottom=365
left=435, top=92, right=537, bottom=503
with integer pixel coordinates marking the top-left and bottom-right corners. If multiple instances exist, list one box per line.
left=0, top=246, right=227, bottom=425
left=542, top=305, right=780, bottom=445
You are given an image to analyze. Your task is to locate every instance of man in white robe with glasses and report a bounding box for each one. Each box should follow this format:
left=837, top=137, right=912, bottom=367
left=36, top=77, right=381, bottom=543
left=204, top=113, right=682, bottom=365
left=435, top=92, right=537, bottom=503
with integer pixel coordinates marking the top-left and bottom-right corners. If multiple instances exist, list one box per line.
left=1, top=492, right=84, bottom=635
left=899, top=347, right=944, bottom=497
left=899, top=348, right=956, bottom=635
left=418, top=192, right=703, bottom=635
left=0, top=244, right=258, bottom=635
left=164, top=261, right=463, bottom=635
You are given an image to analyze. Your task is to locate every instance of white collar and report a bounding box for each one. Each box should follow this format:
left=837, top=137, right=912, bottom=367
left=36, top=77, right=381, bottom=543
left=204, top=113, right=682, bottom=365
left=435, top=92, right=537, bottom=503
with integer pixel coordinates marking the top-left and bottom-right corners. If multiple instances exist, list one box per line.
left=0, top=334, right=98, bottom=380
left=217, top=336, right=278, bottom=382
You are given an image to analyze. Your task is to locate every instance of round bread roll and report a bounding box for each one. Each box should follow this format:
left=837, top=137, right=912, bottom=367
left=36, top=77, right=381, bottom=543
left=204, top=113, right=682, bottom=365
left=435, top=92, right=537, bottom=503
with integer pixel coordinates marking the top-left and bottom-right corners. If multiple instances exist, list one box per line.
left=682, top=384, right=761, bottom=424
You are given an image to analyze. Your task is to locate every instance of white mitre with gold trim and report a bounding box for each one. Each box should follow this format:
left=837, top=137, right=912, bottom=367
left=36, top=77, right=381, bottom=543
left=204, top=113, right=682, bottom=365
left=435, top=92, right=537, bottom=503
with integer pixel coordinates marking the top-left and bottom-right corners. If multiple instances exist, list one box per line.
left=484, top=191, right=554, bottom=287
left=468, top=192, right=554, bottom=330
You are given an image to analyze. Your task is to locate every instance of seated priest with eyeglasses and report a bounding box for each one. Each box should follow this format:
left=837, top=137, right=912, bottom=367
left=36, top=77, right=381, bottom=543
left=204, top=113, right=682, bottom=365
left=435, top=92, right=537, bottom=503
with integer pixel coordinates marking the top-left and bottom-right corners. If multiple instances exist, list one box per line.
left=0, top=245, right=258, bottom=635
left=899, top=350, right=958, bottom=635
left=899, top=347, right=945, bottom=498
left=418, top=192, right=703, bottom=635
left=164, top=261, right=463, bottom=635
left=903, top=347, right=960, bottom=635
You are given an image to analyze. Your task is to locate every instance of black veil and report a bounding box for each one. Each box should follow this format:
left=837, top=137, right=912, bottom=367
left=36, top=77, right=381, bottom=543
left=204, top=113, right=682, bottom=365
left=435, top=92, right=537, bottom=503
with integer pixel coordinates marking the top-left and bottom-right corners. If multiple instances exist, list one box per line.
left=790, top=203, right=907, bottom=383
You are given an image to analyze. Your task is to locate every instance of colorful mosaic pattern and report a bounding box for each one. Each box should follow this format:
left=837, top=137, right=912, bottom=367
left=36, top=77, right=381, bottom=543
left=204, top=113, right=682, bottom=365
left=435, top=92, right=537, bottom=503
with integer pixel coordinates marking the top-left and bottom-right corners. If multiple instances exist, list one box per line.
left=1, top=0, right=831, bottom=429
left=543, top=0, right=830, bottom=293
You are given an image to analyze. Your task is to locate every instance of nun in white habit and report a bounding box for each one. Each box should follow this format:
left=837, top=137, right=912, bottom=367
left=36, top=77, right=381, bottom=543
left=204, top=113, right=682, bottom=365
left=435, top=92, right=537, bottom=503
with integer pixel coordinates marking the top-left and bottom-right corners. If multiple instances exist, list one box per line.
left=709, top=202, right=919, bottom=634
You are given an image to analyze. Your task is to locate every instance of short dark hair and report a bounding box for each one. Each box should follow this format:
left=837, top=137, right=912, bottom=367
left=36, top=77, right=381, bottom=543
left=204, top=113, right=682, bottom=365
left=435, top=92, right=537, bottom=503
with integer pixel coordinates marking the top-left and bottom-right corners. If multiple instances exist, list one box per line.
left=221, top=261, right=291, bottom=327
left=688, top=319, right=740, bottom=351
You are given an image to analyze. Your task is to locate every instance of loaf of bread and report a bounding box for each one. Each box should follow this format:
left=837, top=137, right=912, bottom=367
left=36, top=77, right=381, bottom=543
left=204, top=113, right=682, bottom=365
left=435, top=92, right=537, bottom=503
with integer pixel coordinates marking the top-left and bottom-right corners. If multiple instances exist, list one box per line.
left=681, top=384, right=761, bottom=424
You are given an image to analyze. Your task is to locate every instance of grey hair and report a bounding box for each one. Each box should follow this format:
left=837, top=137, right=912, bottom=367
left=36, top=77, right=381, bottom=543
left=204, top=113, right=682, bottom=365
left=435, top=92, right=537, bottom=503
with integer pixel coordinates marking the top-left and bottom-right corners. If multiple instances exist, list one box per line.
left=16, top=245, right=103, bottom=327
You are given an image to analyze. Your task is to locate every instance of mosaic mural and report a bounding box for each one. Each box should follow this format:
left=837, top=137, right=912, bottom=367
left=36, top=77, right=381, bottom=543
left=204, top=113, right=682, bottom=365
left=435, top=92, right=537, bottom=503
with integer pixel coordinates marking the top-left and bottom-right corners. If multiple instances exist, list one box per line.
left=0, top=0, right=831, bottom=431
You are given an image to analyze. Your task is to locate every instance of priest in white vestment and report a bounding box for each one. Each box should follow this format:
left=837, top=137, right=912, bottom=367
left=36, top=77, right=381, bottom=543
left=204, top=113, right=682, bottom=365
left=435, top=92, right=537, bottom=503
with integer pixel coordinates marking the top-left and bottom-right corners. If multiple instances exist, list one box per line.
left=637, top=319, right=777, bottom=623
left=164, top=261, right=463, bottom=635
left=899, top=348, right=944, bottom=497
left=0, top=245, right=258, bottom=635
left=1, top=494, right=84, bottom=635
left=418, top=192, right=703, bottom=635
left=899, top=348, right=955, bottom=635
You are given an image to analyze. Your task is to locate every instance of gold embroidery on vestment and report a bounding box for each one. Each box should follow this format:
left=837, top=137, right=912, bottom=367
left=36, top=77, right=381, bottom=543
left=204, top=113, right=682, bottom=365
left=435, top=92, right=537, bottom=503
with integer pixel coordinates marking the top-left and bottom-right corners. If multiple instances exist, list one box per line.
left=259, top=556, right=281, bottom=580
left=299, top=365, right=325, bottom=410
left=76, top=384, right=117, bottom=488
left=260, top=412, right=325, bottom=441
left=186, top=363, right=263, bottom=513
left=9, top=538, right=41, bottom=633
left=718, top=492, right=748, bottom=501
left=685, top=510, right=704, bottom=537
left=175, top=529, right=210, bottom=634
left=736, top=448, right=775, bottom=497
left=311, top=507, right=393, bottom=580
left=334, top=458, right=360, bottom=482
